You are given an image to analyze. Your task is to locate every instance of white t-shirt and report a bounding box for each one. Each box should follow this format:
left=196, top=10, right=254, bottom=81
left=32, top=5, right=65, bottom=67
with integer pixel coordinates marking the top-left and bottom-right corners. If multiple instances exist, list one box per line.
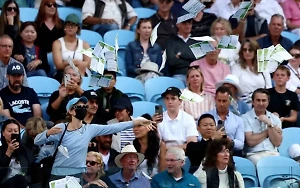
left=100, top=152, right=110, bottom=171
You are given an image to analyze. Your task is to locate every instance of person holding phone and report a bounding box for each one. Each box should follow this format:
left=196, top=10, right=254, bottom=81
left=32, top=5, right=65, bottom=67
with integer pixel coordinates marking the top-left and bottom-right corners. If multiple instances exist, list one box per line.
left=0, top=119, right=34, bottom=188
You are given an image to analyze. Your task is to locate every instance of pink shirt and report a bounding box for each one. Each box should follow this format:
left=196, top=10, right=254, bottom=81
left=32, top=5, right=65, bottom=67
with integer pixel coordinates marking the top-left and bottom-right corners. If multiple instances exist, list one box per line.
left=283, top=0, right=300, bottom=26
left=190, top=58, right=230, bottom=96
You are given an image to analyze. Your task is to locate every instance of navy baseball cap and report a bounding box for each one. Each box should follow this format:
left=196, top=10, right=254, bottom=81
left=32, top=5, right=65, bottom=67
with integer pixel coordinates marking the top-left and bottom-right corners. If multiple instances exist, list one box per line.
left=7, top=62, right=25, bottom=75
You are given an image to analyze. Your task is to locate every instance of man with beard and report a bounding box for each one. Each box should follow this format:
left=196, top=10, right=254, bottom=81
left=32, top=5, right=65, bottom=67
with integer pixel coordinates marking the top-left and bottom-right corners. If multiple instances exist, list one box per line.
left=0, top=62, right=41, bottom=130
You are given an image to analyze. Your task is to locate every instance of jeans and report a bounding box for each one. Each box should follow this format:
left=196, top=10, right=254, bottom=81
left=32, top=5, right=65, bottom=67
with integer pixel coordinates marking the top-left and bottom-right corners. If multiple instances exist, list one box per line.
left=27, top=69, right=47, bottom=77
left=173, top=74, right=187, bottom=87
left=91, top=23, right=119, bottom=37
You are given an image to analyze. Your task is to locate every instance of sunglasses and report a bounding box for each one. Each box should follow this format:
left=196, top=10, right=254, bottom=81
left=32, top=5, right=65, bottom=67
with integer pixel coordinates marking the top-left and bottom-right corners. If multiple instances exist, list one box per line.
left=242, top=48, right=254, bottom=53
left=73, top=105, right=88, bottom=109
left=45, top=3, right=57, bottom=8
left=86, top=160, right=99, bottom=166
left=159, top=0, right=172, bottom=4
left=7, top=7, right=18, bottom=12
left=291, top=53, right=300, bottom=59
left=188, top=65, right=200, bottom=70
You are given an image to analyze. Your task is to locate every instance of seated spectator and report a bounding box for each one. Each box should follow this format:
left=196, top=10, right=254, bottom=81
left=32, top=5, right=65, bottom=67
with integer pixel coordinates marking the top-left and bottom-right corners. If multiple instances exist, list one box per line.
left=232, top=39, right=272, bottom=106
left=46, top=65, right=83, bottom=123
left=0, top=62, right=41, bottom=128
left=156, top=87, right=198, bottom=150
left=35, top=0, right=64, bottom=53
left=267, top=66, right=299, bottom=128
left=206, top=86, right=245, bottom=156
left=230, top=0, right=268, bottom=41
left=166, top=17, right=197, bottom=83
left=0, top=35, right=28, bottom=89
left=0, top=119, right=34, bottom=188
left=149, top=0, right=177, bottom=50
left=190, top=41, right=231, bottom=96
left=282, top=0, right=300, bottom=36
left=181, top=66, right=215, bottom=121
left=194, top=139, right=244, bottom=188
left=133, top=113, right=165, bottom=177
left=109, top=145, right=150, bottom=187
left=242, top=88, right=282, bottom=165
left=0, top=0, right=21, bottom=41
left=151, top=147, right=201, bottom=188
left=12, top=21, right=49, bottom=77
left=82, top=0, right=137, bottom=36
left=215, top=74, right=250, bottom=115
left=257, top=14, right=293, bottom=51
left=125, top=18, right=162, bottom=78
left=186, top=114, right=223, bottom=174
left=210, top=0, right=241, bottom=20
left=53, top=14, right=91, bottom=81
left=82, top=90, right=106, bottom=124
left=286, top=45, right=300, bottom=96
left=135, top=61, right=163, bottom=84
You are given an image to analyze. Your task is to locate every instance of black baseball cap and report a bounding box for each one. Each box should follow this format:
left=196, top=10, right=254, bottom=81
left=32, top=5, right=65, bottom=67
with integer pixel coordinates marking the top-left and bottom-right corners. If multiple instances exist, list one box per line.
left=161, top=87, right=182, bottom=98
left=7, top=62, right=25, bottom=75
left=82, top=90, right=98, bottom=100
left=112, top=96, right=133, bottom=115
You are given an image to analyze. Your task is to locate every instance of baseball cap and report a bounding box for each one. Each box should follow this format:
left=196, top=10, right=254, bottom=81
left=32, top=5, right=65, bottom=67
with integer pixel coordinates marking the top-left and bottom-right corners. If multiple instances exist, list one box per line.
left=112, top=96, right=133, bottom=115
left=66, top=97, right=88, bottom=111
left=65, top=13, right=80, bottom=25
left=82, top=90, right=98, bottom=100
left=161, top=87, right=182, bottom=98
left=7, top=62, right=25, bottom=75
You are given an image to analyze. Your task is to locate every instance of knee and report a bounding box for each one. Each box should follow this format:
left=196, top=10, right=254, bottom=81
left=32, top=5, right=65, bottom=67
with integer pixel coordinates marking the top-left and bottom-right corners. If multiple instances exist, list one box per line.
left=108, top=23, right=119, bottom=30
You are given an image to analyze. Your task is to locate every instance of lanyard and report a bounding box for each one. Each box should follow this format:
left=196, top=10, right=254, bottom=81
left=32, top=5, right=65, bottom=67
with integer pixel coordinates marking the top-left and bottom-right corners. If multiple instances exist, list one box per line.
left=287, top=65, right=300, bottom=80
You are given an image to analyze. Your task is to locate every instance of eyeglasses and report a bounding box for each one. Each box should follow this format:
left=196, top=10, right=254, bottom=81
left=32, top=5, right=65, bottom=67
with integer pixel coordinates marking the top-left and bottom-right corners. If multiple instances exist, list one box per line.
left=73, top=105, right=88, bottom=109
left=65, top=22, right=78, bottom=28
left=45, top=3, right=57, bottom=8
left=291, top=53, right=300, bottom=59
left=159, top=0, right=172, bottom=4
left=166, top=159, right=181, bottom=163
left=86, top=160, right=99, bottom=166
left=242, top=48, right=254, bottom=53
left=7, top=7, right=18, bottom=12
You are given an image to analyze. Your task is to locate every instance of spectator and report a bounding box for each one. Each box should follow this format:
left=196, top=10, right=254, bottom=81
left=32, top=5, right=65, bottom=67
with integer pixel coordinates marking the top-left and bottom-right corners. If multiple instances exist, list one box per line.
left=109, top=145, right=151, bottom=188
left=82, top=0, right=137, bottom=36
left=135, top=61, right=163, bottom=84
left=215, top=74, right=250, bottom=115
left=0, top=62, right=41, bottom=128
left=35, top=0, right=64, bottom=53
left=46, top=65, right=84, bottom=123
left=181, top=66, right=215, bottom=121
left=206, top=86, right=245, bottom=156
left=166, top=18, right=197, bottom=84
left=0, top=35, right=28, bottom=90
left=151, top=147, right=201, bottom=188
left=125, top=18, right=162, bottom=78
left=0, top=119, right=34, bottom=188
left=257, top=14, right=293, bottom=51
left=286, top=45, right=300, bottom=96
left=0, top=0, right=21, bottom=41
left=82, top=90, right=106, bottom=124
left=34, top=97, right=154, bottom=180
left=149, top=0, right=177, bottom=50
left=232, top=39, right=272, bottom=106
left=52, top=14, right=91, bottom=81
left=211, top=18, right=240, bottom=67
left=12, top=21, right=49, bottom=77
left=191, top=10, right=217, bottom=38
left=190, top=40, right=231, bottom=96
left=133, top=113, right=165, bottom=177
left=186, top=114, right=223, bottom=174
left=0, top=97, right=9, bottom=122
left=155, top=87, right=198, bottom=150
left=282, top=0, right=300, bottom=36
left=230, top=1, right=268, bottom=41
left=210, top=0, right=241, bottom=20
left=267, top=66, right=299, bottom=128
left=194, top=139, right=244, bottom=188
left=242, top=88, right=282, bottom=165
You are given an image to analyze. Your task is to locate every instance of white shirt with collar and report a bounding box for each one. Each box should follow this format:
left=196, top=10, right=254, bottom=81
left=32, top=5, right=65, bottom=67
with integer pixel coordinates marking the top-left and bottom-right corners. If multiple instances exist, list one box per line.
left=286, top=63, right=300, bottom=93
left=158, top=109, right=198, bottom=147
left=178, top=34, right=191, bottom=43
left=210, top=0, right=240, bottom=20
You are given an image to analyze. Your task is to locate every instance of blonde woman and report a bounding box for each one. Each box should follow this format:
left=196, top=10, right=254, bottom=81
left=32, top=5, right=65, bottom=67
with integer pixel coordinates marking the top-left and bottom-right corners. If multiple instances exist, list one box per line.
left=210, top=18, right=240, bottom=67
left=181, top=66, right=215, bottom=121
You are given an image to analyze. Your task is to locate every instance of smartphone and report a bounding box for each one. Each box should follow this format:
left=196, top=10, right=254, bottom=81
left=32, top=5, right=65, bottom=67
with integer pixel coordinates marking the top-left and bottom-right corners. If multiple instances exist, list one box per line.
left=11, top=133, right=20, bottom=143
left=64, top=74, right=71, bottom=87
left=155, top=105, right=163, bottom=115
left=217, top=120, right=224, bottom=131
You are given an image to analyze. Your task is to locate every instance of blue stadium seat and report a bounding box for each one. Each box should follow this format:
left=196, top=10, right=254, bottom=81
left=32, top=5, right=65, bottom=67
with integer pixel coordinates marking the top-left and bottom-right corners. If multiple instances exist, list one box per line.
left=47, top=53, right=56, bottom=78
left=145, top=77, right=185, bottom=108
left=257, top=156, right=300, bottom=188
left=78, top=30, right=103, bottom=48
left=132, top=101, right=162, bottom=117
left=278, top=127, right=300, bottom=158
left=115, top=77, right=145, bottom=102
left=233, top=156, right=259, bottom=187
left=57, top=7, right=82, bottom=23
left=28, top=76, right=60, bottom=105
left=131, top=8, right=156, bottom=31
left=117, top=55, right=126, bottom=76
left=203, top=8, right=211, bottom=13
left=41, top=102, right=49, bottom=121
left=281, top=31, right=300, bottom=43
left=103, top=30, right=135, bottom=49
left=19, top=7, right=38, bottom=22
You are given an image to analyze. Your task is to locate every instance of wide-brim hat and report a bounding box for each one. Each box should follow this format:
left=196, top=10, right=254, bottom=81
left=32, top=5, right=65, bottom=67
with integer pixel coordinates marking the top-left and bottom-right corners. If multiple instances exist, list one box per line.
left=135, top=61, right=163, bottom=76
left=215, top=74, right=242, bottom=97
left=114, top=145, right=145, bottom=168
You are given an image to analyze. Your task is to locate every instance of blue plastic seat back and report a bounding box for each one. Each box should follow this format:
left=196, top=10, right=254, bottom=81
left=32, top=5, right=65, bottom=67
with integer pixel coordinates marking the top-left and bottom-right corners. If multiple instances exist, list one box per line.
left=47, top=52, right=56, bottom=78
left=115, top=77, right=145, bottom=102
left=57, top=7, right=82, bottom=23
left=233, top=156, right=259, bottom=187
left=132, top=101, right=163, bottom=117
left=20, top=7, right=38, bottom=21
left=278, top=128, right=300, bottom=157
left=131, top=8, right=156, bottom=31
left=41, top=102, right=49, bottom=121
left=78, top=30, right=103, bottom=48
left=103, top=30, right=135, bottom=48
left=281, top=31, right=300, bottom=43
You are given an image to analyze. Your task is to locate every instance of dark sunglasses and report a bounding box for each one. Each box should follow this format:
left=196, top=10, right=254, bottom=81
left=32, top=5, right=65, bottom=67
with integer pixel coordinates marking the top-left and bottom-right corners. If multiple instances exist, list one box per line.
left=291, top=53, right=300, bottom=59
left=188, top=65, right=200, bottom=70
left=73, top=105, right=88, bottom=109
left=159, top=0, right=172, bottom=4
left=45, top=3, right=57, bottom=8
left=7, top=7, right=18, bottom=12
left=86, top=160, right=99, bottom=166
left=242, top=48, right=254, bottom=53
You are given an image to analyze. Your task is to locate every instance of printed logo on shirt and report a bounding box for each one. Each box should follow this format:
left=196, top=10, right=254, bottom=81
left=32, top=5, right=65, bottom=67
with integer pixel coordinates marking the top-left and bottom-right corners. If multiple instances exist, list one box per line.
left=285, top=100, right=291, bottom=106
left=9, top=100, right=31, bottom=113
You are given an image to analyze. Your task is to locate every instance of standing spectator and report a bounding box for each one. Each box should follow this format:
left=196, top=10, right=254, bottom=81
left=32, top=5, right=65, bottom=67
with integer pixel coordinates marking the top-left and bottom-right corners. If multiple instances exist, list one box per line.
left=125, top=18, right=162, bottom=78
left=286, top=45, right=300, bottom=95
left=12, top=21, right=49, bottom=77
left=282, top=0, right=300, bottom=36
left=210, top=0, right=241, bottom=20
left=35, top=0, right=64, bottom=53
left=82, top=0, right=137, bottom=36
left=0, top=0, right=21, bottom=41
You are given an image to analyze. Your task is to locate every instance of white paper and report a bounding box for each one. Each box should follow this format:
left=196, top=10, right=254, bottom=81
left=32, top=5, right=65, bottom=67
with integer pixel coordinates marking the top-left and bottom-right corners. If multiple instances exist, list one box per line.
left=232, top=1, right=252, bottom=19
left=190, top=43, right=206, bottom=59
left=64, top=74, right=71, bottom=87
left=93, top=41, right=115, bottom=60
left=159, top=50, right=167, bottom=72
left=150, top=23, right=160, bottom=46
left=217, top=35, right=238, bottom=49
left=179, top=89, right=204, bottom=102
left=107, top=59, right=118, bottom=72
left=67, top=56, right=80, bottom=75
left=90, top=57, right=105, bottom=75
left=66, top=177, right=81, bottom=188
left=89, top=74, right=112, bottom=88
left=182, top=0, right=206, bottom=16
left=81, top=48, right=94, bottom=58
left=191, top=36, right=215, bottom=42
left=176, top=13, right=195, bottom=24
left=115, top=33, right=119, bottom=53
left=49, top=178, right=66, bottom=188
left=58, top=145, right=69, bottom=158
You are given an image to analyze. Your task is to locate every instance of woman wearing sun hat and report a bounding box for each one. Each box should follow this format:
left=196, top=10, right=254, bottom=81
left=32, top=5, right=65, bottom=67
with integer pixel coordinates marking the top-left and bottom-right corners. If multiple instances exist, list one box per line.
left=135, top=61, right=163, bottom=84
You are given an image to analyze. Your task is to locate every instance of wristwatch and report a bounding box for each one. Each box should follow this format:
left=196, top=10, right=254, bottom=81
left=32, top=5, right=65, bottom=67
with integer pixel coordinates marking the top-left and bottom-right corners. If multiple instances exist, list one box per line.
left=268, top=124, right=274, bottom=128
left=127, top=23, right=131, bottom=27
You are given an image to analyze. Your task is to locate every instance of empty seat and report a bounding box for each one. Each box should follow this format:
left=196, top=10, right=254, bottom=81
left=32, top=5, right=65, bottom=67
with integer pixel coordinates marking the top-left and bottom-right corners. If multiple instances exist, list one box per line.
left=132, top=101, right=162, bottom=117
left=115, top=77, right=145, bottom=102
